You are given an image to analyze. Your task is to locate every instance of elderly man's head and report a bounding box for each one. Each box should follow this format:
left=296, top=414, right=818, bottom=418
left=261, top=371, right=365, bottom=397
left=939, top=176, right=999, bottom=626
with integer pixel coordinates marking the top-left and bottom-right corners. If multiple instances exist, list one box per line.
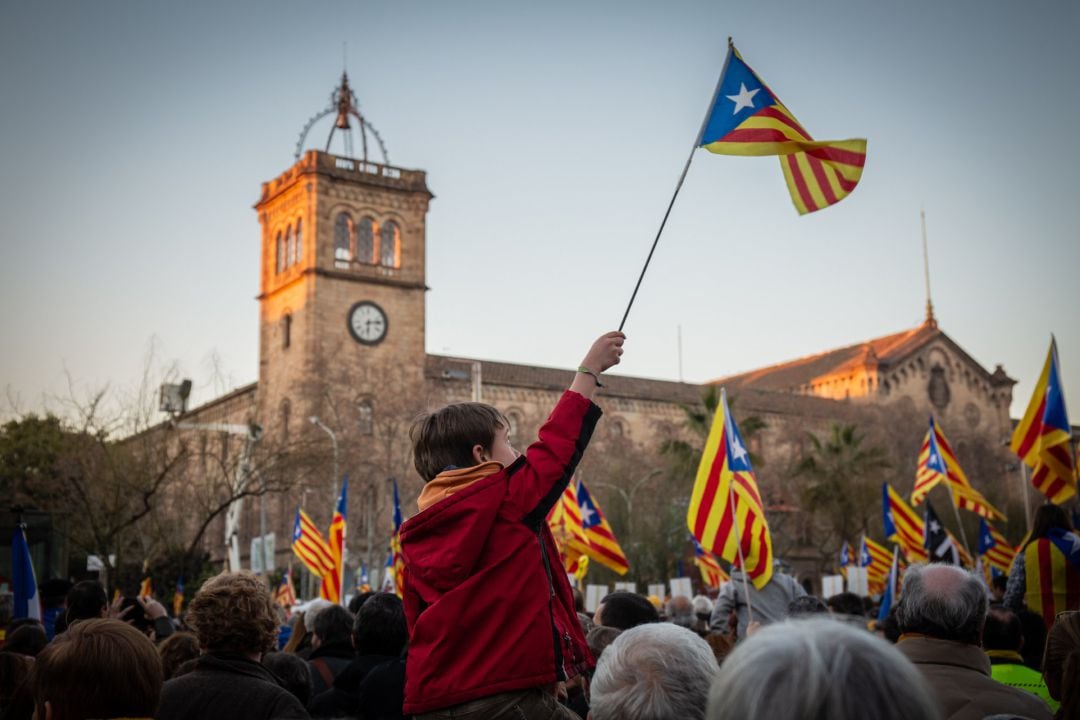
left=665, top=595, right=695, bottom=628
left=186, top=571, right=278, bottom=658
left=894, top=563, right=988, bottom=646
left=707, top=618, right=941, bottom=720
left=591, top=623, right=718, bottom=720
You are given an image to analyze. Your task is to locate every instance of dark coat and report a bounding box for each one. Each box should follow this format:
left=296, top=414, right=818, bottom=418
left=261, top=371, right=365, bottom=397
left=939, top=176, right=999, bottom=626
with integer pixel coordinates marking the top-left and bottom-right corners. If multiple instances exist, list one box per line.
left=157, top=653, right=310, bottom=720
left=307, top=654, right=397, bottom=719
left=400, top=390, right=599, bottom=715
left=357, top=657, right=407, bottom=720
left=307, top=640, right=356, bottom=696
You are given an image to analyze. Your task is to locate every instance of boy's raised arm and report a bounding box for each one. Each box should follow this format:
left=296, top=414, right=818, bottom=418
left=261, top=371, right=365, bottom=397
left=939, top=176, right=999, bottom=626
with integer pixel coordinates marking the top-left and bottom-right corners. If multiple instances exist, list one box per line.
left=570, top=331, right=625, bottom=398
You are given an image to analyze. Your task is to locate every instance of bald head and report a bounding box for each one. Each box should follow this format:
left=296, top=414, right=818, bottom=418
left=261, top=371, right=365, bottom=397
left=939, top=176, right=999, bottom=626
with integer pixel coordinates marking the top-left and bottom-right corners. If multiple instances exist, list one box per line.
left=895, top=563, right=987, bottom=645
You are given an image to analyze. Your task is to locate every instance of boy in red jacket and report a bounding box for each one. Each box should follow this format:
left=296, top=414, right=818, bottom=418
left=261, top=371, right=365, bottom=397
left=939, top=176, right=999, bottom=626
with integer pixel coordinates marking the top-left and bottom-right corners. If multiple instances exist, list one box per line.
left=399, top=331, right=625, bottom=719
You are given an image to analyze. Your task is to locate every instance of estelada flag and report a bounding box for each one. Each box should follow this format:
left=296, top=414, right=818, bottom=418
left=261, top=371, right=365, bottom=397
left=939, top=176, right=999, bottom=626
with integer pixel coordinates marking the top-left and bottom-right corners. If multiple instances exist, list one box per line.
left=913, top=417, right=1005, bottom=520
left=1023, top=527, right=1080, bottom=628
left=978, top=518, right=1016, bottom=575
left=292, top=508, right=335, bottom=578
left=699, top=41, right=867, bottom=215
left=547, top=481, right=591, bottom=573
left=575, top=478, right=630, bottom=576
left=321, top=476, right=348, bottom=603
left=688, top=387, right=773, bottom=590
left=693, top=538, right=729, bottom=589
left=883, top=483, right=929, bottom=563
left=389, top=478, right=406, bottom=598
left=1012, top=339, right=1077, bottom=503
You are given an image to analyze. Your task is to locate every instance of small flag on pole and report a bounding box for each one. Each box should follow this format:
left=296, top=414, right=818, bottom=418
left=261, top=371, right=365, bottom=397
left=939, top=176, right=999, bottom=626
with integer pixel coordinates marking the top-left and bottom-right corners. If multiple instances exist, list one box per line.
left=913, top=417, right=1005, bottom=520
left=883, top=483, right=929, bottom=563
left=275, top=565, right=298, bottom=610
left=978, top=519, right=1016, bottom=575
left=173, top=576, right=184, bottom=618
left=687, top=388, right=774, bottom=590
left=877, top=547, right=900, bottom=621
left=11, top=525, right=41, bottom=621
left=575, top=479, right=630, bottom=576
left=1011, top=339, right=1077, bottom=503
left=924, top=504, right=960, bottom=564
left=322, top=476, right=348, bottom=604
left=138, top=561, right=153, bottom=599
left=292, top=508, right=335, bottom=579
left=693, top=538, right=729, bottom=589
left=699, top=41, right=867, bottom=215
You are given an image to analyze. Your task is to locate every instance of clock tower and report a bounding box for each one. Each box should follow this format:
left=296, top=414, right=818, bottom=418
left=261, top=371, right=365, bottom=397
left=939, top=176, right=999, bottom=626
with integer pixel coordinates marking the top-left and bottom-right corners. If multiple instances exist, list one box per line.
left=254, top=73, right=432, bottom=448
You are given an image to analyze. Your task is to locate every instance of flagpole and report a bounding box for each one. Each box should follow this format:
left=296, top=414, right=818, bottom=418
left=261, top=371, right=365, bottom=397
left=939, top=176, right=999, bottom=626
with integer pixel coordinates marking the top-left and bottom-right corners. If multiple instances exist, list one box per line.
left=617, top=38, right=735, bottom=332
left=942, top=482, right=973, bottom=563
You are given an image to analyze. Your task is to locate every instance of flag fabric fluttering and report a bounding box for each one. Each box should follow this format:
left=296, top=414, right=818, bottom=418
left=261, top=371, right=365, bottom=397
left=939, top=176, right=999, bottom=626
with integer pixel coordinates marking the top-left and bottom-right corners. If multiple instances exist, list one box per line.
left=688, top=388, right=774, bottom=590
left=839, top=540, right=852, bottom=570
left=924, top=504, right=960, bottom=564
left=356, top=563, right=371, bottom=593
left=1012, top=339, right=1077, bottom=504
left=322, top=476, right=348, bottom=604
left=275, top=565, right=298, bottom=610
left=138, top=561, right=153, bottom=599
left=173, top=576, right=184, bottom=618
left=877, top=546, right=900, bottom=622
left=292, top=508, right=335, bottom=580
left=575, top=479, right=630, bottom=576
left=693, top=538, right=730, bottom=589
left=913, top=417, right=1005, bottom=520
left=11, top=525, right=41, bottom=621
left=860, top=535, right=892, bottom=584
left=381, top=551, right=395, bottom=594
left=389, top=478, right=406, bottom=598
left=698, top=42, right=867, bottom=215
left=547, top=481, right=591, bottom=574
left=978, top=518, right=1017, bottom=575
left=883, top=483, right=929, bottom=563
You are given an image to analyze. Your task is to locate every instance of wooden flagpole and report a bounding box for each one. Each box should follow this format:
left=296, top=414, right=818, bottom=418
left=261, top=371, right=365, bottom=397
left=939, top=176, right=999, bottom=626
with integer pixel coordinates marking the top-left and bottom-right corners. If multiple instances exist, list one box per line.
left=617, top=38, right=734, bottom=332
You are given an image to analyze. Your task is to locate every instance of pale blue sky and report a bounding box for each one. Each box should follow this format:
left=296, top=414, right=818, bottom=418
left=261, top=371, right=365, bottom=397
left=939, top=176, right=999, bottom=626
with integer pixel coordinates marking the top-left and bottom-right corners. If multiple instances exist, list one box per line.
left=1, top=1, right=1078, bottom=425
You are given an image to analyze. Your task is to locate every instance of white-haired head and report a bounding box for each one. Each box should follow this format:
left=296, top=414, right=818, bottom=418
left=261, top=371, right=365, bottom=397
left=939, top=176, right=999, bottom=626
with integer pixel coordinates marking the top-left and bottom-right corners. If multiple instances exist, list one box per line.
left=707, top=618, right=942, bottom=720
left=591, top=623, right=718, bottom=720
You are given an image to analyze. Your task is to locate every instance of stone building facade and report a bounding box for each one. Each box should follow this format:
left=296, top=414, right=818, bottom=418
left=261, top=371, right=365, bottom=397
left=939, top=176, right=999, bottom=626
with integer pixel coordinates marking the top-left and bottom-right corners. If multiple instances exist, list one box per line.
left=170, top=81, right=1042, bottom=587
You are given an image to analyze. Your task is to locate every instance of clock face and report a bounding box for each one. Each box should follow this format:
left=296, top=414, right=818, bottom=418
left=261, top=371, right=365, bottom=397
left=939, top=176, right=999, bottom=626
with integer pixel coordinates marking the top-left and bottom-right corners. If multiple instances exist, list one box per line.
left=347, top=301, right=388, bottom=345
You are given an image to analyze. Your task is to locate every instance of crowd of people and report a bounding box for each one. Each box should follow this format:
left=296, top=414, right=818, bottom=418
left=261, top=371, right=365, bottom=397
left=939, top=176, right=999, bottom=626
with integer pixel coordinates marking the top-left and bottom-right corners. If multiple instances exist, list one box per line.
left=1, top=332, right=1077, bottom=719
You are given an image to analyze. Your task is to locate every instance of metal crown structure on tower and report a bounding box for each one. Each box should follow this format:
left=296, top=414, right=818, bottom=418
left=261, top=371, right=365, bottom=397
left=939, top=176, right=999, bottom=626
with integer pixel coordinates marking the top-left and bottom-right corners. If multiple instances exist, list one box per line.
left=293, top=71, right=390, bottom=165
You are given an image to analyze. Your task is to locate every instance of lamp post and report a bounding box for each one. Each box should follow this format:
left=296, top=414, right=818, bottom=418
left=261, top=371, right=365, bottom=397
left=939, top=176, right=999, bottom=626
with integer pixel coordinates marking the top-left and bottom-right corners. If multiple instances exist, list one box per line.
left=309, top=416, right=340, bottom=497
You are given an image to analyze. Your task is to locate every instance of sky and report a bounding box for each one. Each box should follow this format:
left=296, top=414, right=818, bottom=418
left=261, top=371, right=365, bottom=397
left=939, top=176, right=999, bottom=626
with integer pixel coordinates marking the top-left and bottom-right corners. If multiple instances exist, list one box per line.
left=1, top=0, right=1078, bottom=423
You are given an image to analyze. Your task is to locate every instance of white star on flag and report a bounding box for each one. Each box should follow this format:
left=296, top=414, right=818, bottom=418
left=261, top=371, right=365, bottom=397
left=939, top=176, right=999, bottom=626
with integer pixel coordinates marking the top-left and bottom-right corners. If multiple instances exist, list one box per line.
left=929, top=520, right=941, bottom=533
left=726, top=82, right=760, bottom=114
left=729, top=435, right=748, bottom=464
left=580, top=503, right=596, bottom=526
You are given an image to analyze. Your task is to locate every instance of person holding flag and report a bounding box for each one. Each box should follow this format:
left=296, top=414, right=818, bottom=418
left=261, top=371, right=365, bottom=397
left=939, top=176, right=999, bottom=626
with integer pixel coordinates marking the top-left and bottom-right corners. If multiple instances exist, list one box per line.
left=1003, top=504, right=1080, bottom=627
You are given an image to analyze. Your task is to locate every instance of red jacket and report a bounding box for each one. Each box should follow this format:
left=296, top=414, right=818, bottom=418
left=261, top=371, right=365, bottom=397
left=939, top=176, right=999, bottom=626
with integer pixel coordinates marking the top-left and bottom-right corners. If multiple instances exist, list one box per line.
left=399, top=391, right=600, bottom=714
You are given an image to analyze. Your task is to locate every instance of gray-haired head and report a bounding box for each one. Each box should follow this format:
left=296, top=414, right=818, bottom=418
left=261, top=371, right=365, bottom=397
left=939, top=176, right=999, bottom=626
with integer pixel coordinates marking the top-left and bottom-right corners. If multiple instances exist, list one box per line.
left=691, top=594, right=714, bottom=617
left=591, top=623, right=718, bottom=720
left=707, top=618, right=942, bottom=720
left=665, top=595, right=695, bottom=629
left=894, top=563, right=988, bottom=645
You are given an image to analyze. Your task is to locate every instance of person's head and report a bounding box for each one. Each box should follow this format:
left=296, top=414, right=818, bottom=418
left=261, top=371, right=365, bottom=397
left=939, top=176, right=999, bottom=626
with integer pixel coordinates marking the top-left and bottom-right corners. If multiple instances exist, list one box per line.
left=691, top=595, right=714, bottom=620
left=894, top=563, right=988, bottom=646
left=411, top=402, right=517, bottom=481
left=982, top=608, right=1023, bottom=652
left=591, top=623, right=718, bottom=720
left=707, top=619, right=941, bottom=720
left=157, top=631, right=201, bottom=680
left=595, top=592, right=660, bottom=630
left=348, top=590, right=375, bottom=615
left=572, top=587, right=585, bottom=613
left=990, top=574, right=1008, bottom=601
left=787, top=596, right=829, bottom=619
left=30, top=618, right=162, bottom=720
left=1028, top=504, right=1073, bottom=546
left=64, top=581, right=108, bottom=626
left=665, top=595, right=694, bottom=628
left=826, top=592, right=866, bottom=618
left=586, top=625, right=622, bottom=661
left=4, top=621, right=47, bottom=656
left=1043, top=610, right=1080, bottom=704
left=352, top=592, right=407, bottom=657
left=311, top=604, right=353, bottom=649
left=262, top=651, right=313, bottom=706
left=186, top=571, right=278, bottom=658
left=301, top=598, right=333, bottom=633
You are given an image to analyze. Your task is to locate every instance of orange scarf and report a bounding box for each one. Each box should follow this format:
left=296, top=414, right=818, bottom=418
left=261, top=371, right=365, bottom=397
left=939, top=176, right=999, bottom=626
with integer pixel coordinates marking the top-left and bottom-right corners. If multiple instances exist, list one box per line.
left=417, top=461, right=503, bottom=512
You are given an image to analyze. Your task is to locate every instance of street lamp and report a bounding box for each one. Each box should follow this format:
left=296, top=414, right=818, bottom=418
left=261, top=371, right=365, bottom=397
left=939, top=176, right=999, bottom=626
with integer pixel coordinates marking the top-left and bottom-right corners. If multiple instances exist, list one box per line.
left=309, top=416, right=340, bottom=496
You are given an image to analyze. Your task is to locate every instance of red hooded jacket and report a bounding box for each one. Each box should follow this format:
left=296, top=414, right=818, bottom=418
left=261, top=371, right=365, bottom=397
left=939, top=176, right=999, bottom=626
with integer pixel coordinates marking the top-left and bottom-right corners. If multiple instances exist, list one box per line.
left=399, top=391, right=600, bottom=714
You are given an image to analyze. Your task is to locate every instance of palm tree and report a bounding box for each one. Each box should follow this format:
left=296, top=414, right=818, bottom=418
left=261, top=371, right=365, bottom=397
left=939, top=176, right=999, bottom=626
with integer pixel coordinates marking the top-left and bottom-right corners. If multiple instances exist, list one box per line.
left=793, top=423, right=891, bottom=551
left=661, top=386, right=767, bottom=474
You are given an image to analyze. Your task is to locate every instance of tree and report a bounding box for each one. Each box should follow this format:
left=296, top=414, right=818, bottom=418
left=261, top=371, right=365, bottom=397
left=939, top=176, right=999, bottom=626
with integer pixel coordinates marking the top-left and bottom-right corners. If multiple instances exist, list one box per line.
left=792, top=422, right=891, bottom=571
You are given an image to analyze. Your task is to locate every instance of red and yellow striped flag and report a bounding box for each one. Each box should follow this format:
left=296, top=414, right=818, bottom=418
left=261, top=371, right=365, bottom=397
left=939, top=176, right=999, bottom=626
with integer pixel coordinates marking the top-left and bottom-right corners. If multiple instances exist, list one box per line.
left=698, top=42, right=866, bottom=215
left=978, top=519, right=1016, bottom=575
left=573, top=479, right=630, bottom=576
left=688, top=388, right=773, bottom=590
left=883, top=483, right=929, bottom=563
left=292, top=508, right=335, bottom=579
left=321, top=477, right=348, bottom=603
left=913, top=417, right=1006, bottom=520
left=694, top=539, right=729, bottom=589
left=548, top=482, right=591, bottom=573
left=1011, top=339, right=1077, bottom=504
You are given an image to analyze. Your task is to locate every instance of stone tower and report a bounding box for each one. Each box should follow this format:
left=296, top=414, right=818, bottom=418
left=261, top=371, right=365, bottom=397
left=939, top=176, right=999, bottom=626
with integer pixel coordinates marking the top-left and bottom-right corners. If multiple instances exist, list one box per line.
left=254, top=73, right=433, bottom=457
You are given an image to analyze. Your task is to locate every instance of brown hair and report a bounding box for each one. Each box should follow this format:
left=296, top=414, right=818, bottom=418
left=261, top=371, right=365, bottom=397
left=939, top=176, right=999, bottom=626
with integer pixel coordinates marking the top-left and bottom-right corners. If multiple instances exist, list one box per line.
left=157, top=631, right=201, bottom=679
left=411, top=402, right=507, bottom=481
left=1025, top=504, right=1073, bottom=549
left=31, top=618, right=162, bottom=720
left=1044, top=611, right=1080, bottom=715
left=186, top=571, right=278, bottom=656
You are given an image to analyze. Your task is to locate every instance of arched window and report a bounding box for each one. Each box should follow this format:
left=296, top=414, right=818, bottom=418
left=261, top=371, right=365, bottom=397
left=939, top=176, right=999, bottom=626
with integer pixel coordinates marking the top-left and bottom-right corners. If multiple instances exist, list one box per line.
left=285, top=225, right=295, bottom=267
left=356, top=217, right=375, bottom=264
left=334, top=213, right=353, bottom=267
left=357, top=399, right=373, bottom=435
left=282, top=313, right=292, bottom=349
left=280, top=399, right=291, bottom=446
left=379, top=220, right=400, bottom=267
left=275, top=232, right=284, bottom=274
left=505, top=410, right=524, bottom=446
left=294, top=218, right=303, bottom=266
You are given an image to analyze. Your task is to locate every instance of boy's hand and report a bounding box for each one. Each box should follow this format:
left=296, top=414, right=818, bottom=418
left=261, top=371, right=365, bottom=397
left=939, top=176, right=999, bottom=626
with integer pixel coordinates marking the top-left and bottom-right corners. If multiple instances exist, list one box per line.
left=581, top=331, right=625, bottom=374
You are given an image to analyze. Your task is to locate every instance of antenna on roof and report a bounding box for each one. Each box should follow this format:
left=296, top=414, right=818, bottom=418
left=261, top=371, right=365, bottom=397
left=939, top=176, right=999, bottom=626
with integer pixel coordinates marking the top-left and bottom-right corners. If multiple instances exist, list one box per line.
left=921, top=209, right=937, bottom=328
